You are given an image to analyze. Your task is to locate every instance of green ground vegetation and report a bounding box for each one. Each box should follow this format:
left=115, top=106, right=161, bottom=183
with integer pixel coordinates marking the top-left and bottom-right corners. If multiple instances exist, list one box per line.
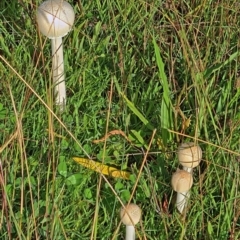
left=0, top=0, right=240, bottom=239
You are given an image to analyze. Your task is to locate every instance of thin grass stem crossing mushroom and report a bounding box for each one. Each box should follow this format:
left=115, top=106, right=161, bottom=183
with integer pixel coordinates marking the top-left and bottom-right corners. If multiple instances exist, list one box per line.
left=120, top=203, right=141, bottom=240
left=36, top=0, right=75, bottom=110
left=171, top=169, right=193, bottom=213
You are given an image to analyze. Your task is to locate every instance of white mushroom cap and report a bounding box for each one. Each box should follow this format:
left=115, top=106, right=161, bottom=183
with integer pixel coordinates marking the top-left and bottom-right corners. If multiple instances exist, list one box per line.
left=171, top=169, right=193, bottom=192
left=120, top=203, right=141, bottom=226
left=36, top=0, right=75, bottom=39
left=178, top=142, right=202, bottom=168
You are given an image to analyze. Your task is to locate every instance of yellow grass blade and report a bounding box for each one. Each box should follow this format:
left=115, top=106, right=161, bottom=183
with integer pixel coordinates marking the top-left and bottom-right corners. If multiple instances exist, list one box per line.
left=72, top=157, right=130, bottom=180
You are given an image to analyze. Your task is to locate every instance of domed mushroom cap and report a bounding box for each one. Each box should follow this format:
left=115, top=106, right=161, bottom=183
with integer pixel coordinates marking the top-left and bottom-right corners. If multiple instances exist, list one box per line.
left=171, top=169, right=193, bottom=192
left=178, top=142, right=202, bottom=168
left=120, top=203, right=141, bottom=226
left=36, top=0, right=75, bottom=39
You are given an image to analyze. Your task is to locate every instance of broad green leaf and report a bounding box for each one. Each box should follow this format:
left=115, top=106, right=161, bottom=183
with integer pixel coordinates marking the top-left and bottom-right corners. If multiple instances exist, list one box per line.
left=66, top=173, right=83, bottom=185
left=130, top=130, right=147, bottom=148
left=115, top=181, right=124, bottom=191
left=58, top=158, right=67, bottom=177
left=60, top=139, right=69, bottom=150
left=84, top=188, right=93, bottom=199
left=121, top=189, right=131, bottom=202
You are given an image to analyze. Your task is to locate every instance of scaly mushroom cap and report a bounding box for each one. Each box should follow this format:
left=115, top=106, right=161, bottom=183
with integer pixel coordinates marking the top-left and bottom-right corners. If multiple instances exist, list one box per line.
left=178, top=142, right=202, bottom=168
left=36, top=0, right=75, bottom=39
left=171, top=169, right=193, bottom=192
left=120, top=203, right=141, bottom=226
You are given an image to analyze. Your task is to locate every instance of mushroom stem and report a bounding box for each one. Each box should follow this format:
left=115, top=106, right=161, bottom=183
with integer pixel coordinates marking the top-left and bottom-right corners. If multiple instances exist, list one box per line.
left=125, top=225, right=135, bottom=240
left=176, top=191, right=190, bottom=213
left=51, top=37, right=66, bottom=110
left=182, top=166, right=193, bottom=174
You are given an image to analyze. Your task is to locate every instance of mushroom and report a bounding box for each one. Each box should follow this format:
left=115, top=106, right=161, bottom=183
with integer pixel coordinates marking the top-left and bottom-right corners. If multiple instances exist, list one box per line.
left=120, top=203, right=141, bottom=240
left=36, top=0, right=75, bottom=110
left=171, top=169, right=193, bottom=213
left=178, top=142, right=202, bottom=173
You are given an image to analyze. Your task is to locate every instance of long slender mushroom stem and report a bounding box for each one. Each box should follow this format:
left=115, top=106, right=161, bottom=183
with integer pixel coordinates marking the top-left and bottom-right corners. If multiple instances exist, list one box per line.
left=176, top=191, right=190, bottom=213
left=51, top=37, right=66, bottom=109
left=125, top=225, right=135, bottom=240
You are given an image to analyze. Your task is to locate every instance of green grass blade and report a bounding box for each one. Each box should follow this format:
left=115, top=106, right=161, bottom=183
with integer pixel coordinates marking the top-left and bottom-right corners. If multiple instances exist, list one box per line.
left=121, top=92, right=154, bottom=131
left=153, top=37, right=173, bottom=144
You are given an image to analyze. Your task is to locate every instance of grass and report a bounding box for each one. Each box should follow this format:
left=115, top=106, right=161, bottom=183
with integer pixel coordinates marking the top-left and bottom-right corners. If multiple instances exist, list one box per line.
left=0, top=0, right=240, bottom=239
